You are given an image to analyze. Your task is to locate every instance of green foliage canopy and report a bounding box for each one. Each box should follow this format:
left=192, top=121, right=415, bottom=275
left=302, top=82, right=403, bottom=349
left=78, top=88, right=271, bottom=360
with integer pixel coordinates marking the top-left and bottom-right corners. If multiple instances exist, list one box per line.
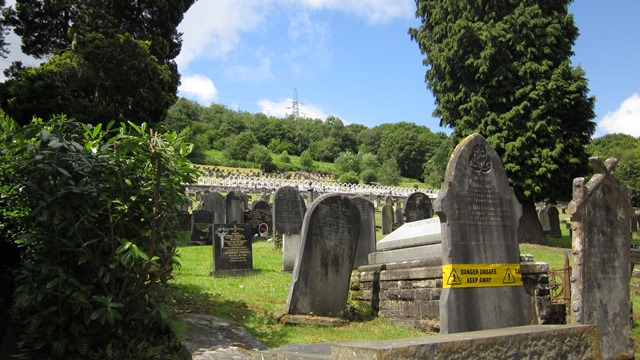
left=0, top=116, right=198, bottom=358
left=1, top=0, right=194, bottom=126
left=410, top=0, right=596, bottom=202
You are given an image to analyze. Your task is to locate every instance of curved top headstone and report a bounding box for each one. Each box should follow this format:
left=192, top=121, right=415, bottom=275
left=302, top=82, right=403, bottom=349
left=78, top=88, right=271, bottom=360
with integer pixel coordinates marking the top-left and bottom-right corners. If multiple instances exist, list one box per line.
left=403, top=191, right=433, bottom=223
left=434, top=133, right=528, bottom=334
left=273, top=186, right=306, bottom=235
left=285, top=194, right=360, bottom=317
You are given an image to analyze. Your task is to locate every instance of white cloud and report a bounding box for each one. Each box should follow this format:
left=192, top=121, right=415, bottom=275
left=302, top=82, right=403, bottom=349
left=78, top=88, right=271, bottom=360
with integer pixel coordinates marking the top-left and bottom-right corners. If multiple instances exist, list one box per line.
left=176, top=0, right=270, bottom=71
left=257, top=97, right=328, bottom=120
left=285, top=12, right=332, bottom=76
left=178, top=75, right=218, bottom=104
left=225, top=55, right=274, bottom=82
left=176, top=0, right=414, bottom=73
left=598, top=93, right=640, bottom=137
left=285, top=0, right=414, bottom=24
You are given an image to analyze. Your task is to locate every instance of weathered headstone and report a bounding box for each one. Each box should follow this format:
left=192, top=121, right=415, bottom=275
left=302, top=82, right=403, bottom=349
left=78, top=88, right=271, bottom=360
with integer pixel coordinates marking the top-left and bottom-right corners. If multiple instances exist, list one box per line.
left=538, top=206, right=551, bottom=234
left=394, top=206, right=404, bottom=226
left=547, top=206, right=562, bottom=238
left=273, top=186, right=307, bottom=271
left=212, top=223, right=254, bottom=276
left=404, top=192, right=433, bottom=222
left=200, top=192, right=225, bottom=225
left=351, top=197, right=376, bottom=269
left=225, top=191, right=245, bottom=224
left=178, top=212, right=192, bottom=231
left=244, top=209, right=272, bottom=237
left=251, top=200, right=271, bottom=213
left=381, top=204, right=394, bottom=235
left=385, top=195, right=394, bottom=205
left=568, top=157, right=633, bottom=359
left=190, top=209, right=213, bottom=245
left=434, top=133, right=530, bottom=334
left=285, top=194, right=360, bottom=317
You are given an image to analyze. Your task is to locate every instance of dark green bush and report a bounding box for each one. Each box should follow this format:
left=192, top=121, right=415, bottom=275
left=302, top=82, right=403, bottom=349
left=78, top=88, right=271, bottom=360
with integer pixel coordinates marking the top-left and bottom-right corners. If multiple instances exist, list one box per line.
left=0, top=116, right=198, bottom=358
left=338, top=172, right=360, bottom=185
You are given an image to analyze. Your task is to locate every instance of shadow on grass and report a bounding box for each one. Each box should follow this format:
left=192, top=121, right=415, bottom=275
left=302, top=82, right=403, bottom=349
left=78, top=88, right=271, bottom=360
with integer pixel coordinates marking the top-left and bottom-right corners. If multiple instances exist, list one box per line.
left=167, top=282, right=290, bottom=348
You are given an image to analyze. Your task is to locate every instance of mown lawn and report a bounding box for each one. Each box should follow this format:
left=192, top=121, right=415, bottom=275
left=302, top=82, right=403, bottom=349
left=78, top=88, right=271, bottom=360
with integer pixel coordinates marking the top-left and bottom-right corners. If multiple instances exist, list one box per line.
left=169, top=215, right=640, bottom=353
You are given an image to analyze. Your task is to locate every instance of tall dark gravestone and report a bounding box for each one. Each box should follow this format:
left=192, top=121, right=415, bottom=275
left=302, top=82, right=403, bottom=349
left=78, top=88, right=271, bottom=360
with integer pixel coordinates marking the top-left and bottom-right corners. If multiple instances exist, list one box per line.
left=403, top=192, right=433, bottom=223
left=351, top=197, right=376, bottom=269
left=190, top=210, right=214, bottom=245
left=225, top=191, right=246, bottom=224
left=434, top=134, right=529, bottom=334
left=568, top=157, right=633, bottom=359
left=285, top=194, right=360, bottom=317
left=212, top=223, right=254, bottom=276
left=273, top=186, right=307, bottom=271
left=381, top=204, right=394, bottom=235
left=251, top=200, right=271, bottom=213
left=200, top=192, right=225, bottom=225
left=547, top=206, right=562, bottom=238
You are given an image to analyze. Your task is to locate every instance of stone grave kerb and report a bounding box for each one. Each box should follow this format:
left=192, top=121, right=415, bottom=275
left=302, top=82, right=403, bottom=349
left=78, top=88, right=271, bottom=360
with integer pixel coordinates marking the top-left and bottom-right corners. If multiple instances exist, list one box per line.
left=434, top=133, right=530, bottom=334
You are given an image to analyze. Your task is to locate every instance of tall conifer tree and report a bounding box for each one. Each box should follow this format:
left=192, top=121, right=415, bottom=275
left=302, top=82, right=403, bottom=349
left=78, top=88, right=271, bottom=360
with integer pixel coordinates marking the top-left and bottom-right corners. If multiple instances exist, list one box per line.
left=410, top=1, right=596, bottom=243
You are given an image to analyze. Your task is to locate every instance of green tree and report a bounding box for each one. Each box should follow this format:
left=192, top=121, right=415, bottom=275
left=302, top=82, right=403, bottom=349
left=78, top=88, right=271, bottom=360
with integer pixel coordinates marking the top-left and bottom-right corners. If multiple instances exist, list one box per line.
left=0, top=0, right=10, bottom=58
left=379, top=157, right=402, bottom=186
left=377, top=122, right=437, bottom=180
left=410, top=1, right=596, bottom=244
left=224, top=131, right=258, bottom=161
left=334, top=151, right=361, bottom=174
left=587, top=134, right=640, bottom=206
left=247, top=145, right=275, bottom=172
left=299, top=150, right=315, bottom=171
left=2, top=0, right=194, bottom=126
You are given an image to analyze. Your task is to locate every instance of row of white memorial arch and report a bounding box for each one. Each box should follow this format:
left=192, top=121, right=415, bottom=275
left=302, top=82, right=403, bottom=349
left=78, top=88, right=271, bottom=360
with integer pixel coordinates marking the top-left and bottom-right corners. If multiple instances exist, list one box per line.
left=185, top=175, right=438, bottom=200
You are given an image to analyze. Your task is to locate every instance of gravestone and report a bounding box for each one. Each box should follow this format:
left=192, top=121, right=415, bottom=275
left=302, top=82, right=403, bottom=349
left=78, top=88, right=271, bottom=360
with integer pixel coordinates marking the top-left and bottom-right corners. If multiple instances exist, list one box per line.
left=178, top=212, right=192, bottom=231
left=538, top=206, right=551, bottom=234
left=225, top=191, right=246, bottom=224
left=200, top=192, right=225, bottom=225
left=631, top=211, right=638, bottom=234
left=285, top=194, right=360, bottom=317
left=395, top=206, right=404, bottom=226
left=351, top=197, right=376, bottom=269
left=434, top=133, right=529, bottom=334
left=190, top=210, right=214, bottom=245
left=381, top=204, right=394, bottom=235
left=251, top=200, right=271, bottom=213
left=385, top=195, right=394, bottom=205
left=568, top=157, right=633, bottom=359
left=244, top=209, right=272, bottom=237
left=212, top=223, right=254, bottom=275
left=273, top=186, right=307, bottom=271
left=404, top=192, right=433, bottom=222
left=547, top=206, right=562, bottom=238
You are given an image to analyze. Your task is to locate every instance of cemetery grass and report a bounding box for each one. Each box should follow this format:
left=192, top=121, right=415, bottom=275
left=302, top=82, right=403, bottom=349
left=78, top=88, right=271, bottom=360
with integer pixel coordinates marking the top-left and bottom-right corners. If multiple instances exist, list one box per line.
left=168, top=238, right=427, bottom=348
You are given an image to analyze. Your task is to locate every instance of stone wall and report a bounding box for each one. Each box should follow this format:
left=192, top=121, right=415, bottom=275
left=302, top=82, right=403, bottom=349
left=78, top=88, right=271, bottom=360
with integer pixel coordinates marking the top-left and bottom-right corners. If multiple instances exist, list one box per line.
left=350, top=254, right=553, bottom=332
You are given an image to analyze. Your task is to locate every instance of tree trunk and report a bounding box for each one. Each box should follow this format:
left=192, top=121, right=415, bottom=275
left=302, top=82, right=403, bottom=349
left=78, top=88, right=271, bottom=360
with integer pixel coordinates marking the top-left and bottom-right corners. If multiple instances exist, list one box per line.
left=517, top=197, right=548, bottom=245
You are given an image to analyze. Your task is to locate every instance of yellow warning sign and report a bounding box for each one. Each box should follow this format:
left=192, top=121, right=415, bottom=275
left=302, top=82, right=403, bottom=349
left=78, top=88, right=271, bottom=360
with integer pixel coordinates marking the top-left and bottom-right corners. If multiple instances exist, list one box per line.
left=442, top=264, right=523, bottom=288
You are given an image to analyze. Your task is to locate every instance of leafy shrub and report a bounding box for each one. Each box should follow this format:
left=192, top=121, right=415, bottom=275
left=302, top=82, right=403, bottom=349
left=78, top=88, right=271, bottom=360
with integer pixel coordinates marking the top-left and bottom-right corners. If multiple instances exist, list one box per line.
left=338, top=172, right=360, bottom=185
left=359, top=169, right=378, bottom=185
left=1, top=116, right=198, bottom=358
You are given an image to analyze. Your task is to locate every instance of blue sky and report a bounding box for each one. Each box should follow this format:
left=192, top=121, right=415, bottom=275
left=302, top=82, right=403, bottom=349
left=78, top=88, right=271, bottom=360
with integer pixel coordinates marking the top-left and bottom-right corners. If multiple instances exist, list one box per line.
left=2, top=1, right=639, bottom=138
left=174, top=0, right=640, bottom=138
